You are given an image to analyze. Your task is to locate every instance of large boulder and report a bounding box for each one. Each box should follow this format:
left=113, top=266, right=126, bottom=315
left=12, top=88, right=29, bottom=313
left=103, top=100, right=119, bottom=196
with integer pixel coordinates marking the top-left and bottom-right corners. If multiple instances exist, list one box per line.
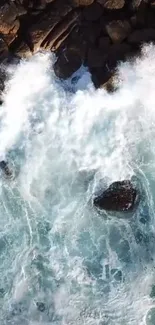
left=93, top=180, right=138, bottom=212
left=54, top=47, right=82, bottom=79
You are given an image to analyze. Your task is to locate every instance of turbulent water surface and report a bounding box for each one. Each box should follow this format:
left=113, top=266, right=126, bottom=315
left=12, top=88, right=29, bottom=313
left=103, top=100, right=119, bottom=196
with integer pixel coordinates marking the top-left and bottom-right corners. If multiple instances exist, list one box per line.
left=0, top=45, right=155, bottom=325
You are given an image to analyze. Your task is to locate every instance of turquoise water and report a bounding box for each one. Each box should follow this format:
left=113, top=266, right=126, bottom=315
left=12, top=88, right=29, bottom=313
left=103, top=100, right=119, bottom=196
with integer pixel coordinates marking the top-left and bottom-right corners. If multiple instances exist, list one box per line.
left=0, top=45, right=155, bottom=324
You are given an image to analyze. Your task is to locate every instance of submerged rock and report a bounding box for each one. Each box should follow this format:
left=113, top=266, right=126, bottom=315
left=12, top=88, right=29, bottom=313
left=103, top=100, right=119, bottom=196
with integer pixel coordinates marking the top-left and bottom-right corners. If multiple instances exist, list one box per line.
left=0, top=161, right=14, bottom=179
left=93, top=180, right=138, bottom=212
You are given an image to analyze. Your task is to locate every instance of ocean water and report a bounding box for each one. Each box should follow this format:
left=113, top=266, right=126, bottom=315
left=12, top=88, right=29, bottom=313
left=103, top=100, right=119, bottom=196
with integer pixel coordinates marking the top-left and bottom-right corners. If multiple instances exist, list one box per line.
left=0, top=44, right=155, bottom=325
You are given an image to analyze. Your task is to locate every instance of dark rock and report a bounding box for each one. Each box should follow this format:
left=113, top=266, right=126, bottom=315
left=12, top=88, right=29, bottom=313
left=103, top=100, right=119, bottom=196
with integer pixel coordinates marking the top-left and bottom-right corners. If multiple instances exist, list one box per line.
left=54, top=47, right=82, bottom=79
left=128, top=28, right=155, bottom=43
left=106, top=20, right=131, bottom=43
left=106, top=43, right=132, bottom=69
left=97, top=0, right=125, bottom=10
left=93, top=180, right=138, bottom=212
left=0, top=38, right=9, bottom=62
left=70, top=0, right=94, bottom=6
left=36, top=302, right=45, bottom=312
left=83, top=2, right=103, bottom=21
left=0, top=161, right=13, bottom=179
left=81, top=22, right=101, bottom=44
left=98, top=36, right=111, bottom=51
left=87, top=46, right=106, bottom=67
left=90, top=65, right=112, bottom=88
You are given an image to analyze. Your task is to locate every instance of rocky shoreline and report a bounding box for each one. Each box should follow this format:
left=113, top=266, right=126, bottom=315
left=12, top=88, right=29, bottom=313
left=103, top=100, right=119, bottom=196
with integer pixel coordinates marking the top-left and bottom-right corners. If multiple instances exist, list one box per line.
left=0, top=0, right=155, bottom=89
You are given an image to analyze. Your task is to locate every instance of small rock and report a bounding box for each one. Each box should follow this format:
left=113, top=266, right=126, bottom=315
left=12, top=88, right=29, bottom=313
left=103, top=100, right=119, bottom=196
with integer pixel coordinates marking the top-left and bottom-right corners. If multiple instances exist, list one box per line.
left=54, top=48, right=82, bottom=79
left=93, top=180, right=138, bottom=212
left=128, top=28, right=155, bottom=43
left=97, top=0, right=125, bottom=10
left=36, top=302, right=45, bottom=312
left=83, top=2, right=103, bottom=21
left=0, top=161, right=14, bottom=179
left=106, top=20, right=131, bottom=43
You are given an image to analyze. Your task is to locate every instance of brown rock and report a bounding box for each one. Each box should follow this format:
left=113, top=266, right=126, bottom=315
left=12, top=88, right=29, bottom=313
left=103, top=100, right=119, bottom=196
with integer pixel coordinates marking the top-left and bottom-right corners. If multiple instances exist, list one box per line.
left=41, top=11, right=79, bottom=50
left=70, top=0, right=94, bottom=6
left=93, top=180, right=138, bottom=212
left=97, top=0, right=125, bottom=9
left=106, top=20, right=131, bottom=43
left=83, top=2, right=103, bottom=21
left=54, top=47, right=82, bottom=79
left=87, top=47, right=106, bottom=67
left=128, top=28, right=155, bottom=43
left=28, top=1, right=72, bottom=52
left=0, top=3, right=20, bottom=45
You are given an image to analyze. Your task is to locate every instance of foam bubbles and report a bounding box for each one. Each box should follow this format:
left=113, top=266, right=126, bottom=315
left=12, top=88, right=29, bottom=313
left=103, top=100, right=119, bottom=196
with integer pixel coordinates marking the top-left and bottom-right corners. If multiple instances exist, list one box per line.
left=0, top=46, right=155, bottom=324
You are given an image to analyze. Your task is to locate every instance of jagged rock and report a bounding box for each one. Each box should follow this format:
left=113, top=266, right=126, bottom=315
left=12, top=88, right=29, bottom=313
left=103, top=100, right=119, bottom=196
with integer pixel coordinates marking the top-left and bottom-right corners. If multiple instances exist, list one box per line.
left=97, top=0, right=125, bottom=9
left=106, top=20, right=131, bottom=43
left=128, top=28, right=155, bottom=43
left=0, top=2, right=21, bottom=45
left=87, top=46, right=106, bottom=67
left=41, top=11, right=80, bottom=50
left=28, top=1, right=72, bottom=52
left=54, top=47, right=82, bottom=79
left=70, top=0, right=94, bottom=6
left=83, top=2, right=103, bottom=21
left=93, top=180, right=138, bottom=212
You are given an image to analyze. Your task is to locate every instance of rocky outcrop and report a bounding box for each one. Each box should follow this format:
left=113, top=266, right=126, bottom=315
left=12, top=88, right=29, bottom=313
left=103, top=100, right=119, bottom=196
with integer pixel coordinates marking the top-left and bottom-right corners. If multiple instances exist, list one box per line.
left=93, top=180, right=138, bottom=212
left=0, top=0, right=155, bottom=87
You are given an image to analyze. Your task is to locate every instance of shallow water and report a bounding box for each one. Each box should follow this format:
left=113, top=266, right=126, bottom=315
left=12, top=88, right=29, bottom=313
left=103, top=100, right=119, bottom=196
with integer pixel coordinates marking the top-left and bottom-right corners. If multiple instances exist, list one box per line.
left=0, top=45, right=155, bottom=325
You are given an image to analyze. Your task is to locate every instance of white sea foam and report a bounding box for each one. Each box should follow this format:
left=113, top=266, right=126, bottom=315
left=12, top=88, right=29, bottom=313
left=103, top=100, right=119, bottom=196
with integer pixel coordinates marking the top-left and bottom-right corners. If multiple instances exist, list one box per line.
left=0, top=45, right=155, bottom=325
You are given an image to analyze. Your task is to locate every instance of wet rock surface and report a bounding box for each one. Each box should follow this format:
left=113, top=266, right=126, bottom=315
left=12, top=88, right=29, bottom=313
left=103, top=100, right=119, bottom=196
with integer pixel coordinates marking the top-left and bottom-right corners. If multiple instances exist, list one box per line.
left=93, top=180, right=138, bottom=212
left=0, top=0, right=155, bottom=88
